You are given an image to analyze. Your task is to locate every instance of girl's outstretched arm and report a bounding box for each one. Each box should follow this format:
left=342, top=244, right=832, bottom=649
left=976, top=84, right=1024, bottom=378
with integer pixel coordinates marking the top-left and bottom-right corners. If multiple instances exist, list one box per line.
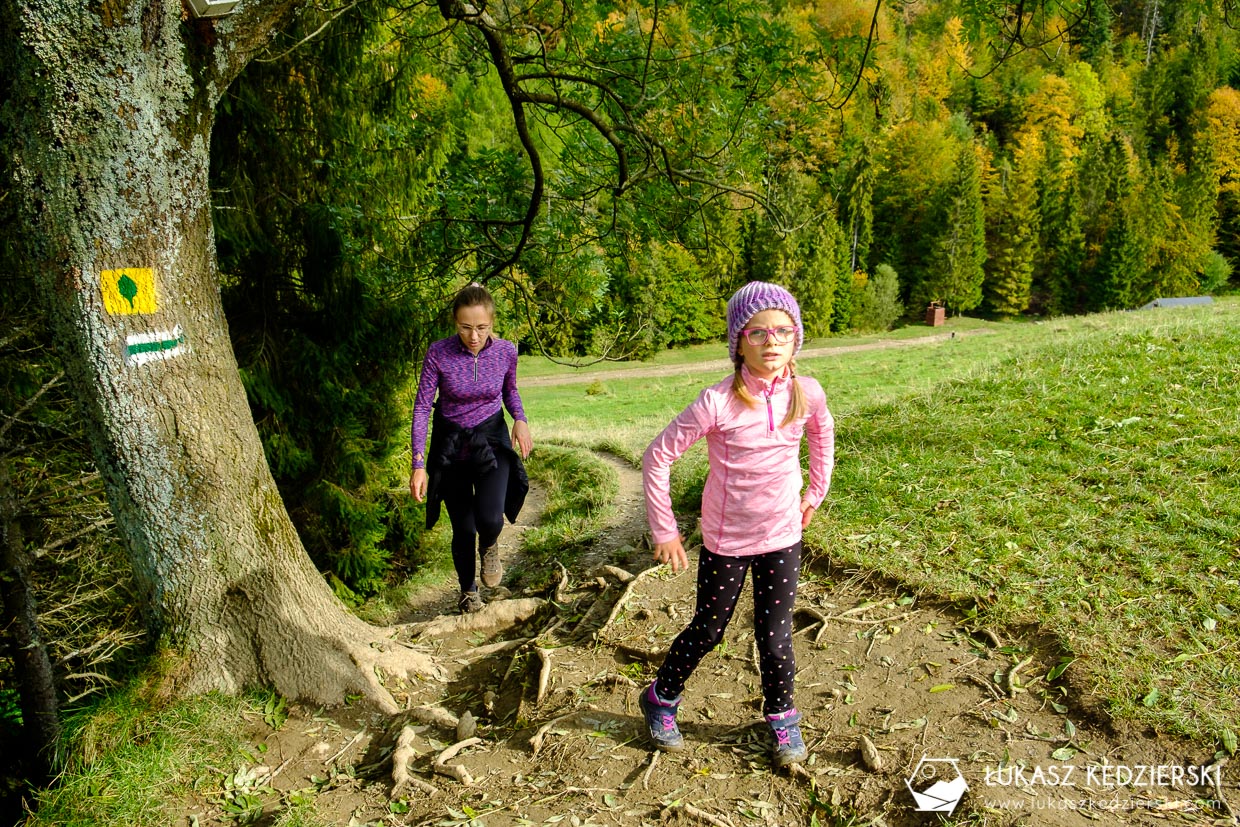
left=642, top=387, right=715, bottom=557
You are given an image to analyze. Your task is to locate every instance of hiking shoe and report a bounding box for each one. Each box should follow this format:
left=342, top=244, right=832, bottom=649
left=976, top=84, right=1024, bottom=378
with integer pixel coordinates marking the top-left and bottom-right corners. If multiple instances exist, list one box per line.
left=480, top=543, right=503, bottom=588
left=458, top=589, right=485, bottom=614
left=639, top=683, right=685, bottom=752
left=766, top=708, right=807, bottom=767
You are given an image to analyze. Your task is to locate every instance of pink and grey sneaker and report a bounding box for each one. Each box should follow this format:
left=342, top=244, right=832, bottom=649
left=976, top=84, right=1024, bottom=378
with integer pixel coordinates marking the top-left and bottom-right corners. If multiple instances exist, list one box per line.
left=766, top=708, right=807, bottom=767
left=639, top=683, right=685, bottom=751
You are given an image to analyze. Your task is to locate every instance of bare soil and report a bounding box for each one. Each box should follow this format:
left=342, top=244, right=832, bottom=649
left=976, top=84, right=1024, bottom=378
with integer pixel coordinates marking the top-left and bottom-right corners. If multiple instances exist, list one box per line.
left=184, top=455, right=1235, bottom=827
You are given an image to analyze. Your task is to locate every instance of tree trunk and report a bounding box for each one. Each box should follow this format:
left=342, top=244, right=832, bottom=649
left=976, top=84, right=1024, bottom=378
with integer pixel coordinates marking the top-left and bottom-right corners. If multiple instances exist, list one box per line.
left=1, top=0, right=437, bottom=710
left=0, top=459, right=60, bottom=781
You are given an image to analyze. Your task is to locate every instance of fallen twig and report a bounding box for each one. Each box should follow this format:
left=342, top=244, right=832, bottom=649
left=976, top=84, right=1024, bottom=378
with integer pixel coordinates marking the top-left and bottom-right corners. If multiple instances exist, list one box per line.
left=325, top=728, right=367, bottom=766
left=529, top=710, right=591, bottom=755
left=642, top=750, right=659, bottom=790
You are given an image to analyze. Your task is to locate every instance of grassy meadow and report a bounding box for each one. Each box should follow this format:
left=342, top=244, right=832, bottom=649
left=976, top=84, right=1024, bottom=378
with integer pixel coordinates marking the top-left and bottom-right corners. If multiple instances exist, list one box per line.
left=521, top=302, right=1240, bottom=747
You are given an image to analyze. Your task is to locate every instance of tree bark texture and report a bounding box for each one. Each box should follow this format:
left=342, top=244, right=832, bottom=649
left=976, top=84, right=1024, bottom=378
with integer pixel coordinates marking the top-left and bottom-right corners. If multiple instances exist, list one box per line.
left=1, top=0, right=437, bottom=709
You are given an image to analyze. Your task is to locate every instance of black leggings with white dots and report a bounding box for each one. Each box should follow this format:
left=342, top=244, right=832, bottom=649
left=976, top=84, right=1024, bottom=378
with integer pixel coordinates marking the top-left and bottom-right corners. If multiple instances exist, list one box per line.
left=654, top=542, right=801, bottom=716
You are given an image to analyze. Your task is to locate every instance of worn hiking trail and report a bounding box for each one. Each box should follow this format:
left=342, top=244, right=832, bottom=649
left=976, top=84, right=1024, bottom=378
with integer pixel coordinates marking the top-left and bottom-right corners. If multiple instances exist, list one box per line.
left=520, top=329, right=990, bottom=388
left=183, top=454, right=1235, bottom=827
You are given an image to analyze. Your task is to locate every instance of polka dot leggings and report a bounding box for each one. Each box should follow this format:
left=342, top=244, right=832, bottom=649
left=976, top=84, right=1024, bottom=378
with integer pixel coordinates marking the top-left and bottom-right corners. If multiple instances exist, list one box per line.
left=654, top=542, right=801, bottom=716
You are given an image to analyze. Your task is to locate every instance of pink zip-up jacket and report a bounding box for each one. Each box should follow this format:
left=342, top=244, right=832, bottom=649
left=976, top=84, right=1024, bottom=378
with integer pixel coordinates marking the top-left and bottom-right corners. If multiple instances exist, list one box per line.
left=643, top=365, right=834, bottom=556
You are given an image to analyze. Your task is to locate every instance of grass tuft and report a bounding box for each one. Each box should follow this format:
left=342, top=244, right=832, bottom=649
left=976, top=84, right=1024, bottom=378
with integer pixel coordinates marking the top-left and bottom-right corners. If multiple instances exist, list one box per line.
left=514, top=443, right=620, bottom=585
left=30, top=679, right=254, bottom=827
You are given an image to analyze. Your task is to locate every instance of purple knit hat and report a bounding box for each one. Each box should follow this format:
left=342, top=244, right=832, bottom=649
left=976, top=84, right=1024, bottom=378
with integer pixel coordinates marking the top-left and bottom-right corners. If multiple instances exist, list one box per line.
left=726, top=281, right=803, bottom=362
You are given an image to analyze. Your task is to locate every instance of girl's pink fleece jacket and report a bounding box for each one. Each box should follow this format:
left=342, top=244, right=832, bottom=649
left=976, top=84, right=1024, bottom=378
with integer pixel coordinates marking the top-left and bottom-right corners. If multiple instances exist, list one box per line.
left=643, top=365, right=835, bottom=556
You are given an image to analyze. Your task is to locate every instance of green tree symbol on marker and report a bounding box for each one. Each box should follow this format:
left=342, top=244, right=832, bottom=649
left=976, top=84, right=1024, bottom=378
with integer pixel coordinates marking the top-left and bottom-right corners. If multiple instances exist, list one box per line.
left=117, top=272, right=138, bottom=309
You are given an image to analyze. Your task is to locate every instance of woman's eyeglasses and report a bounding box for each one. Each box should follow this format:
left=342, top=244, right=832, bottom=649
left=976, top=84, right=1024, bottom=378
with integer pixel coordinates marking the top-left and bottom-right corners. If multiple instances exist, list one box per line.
left=741, top=326, right=797, bottom=346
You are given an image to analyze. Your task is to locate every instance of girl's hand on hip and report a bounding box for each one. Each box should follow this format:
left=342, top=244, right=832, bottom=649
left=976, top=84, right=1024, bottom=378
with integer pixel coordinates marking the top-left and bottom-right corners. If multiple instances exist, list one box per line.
left=653, top=538, right=689, bottom=573
left=800, top=500, right=816, bottom=529
left=410, top=468, right=429, bottom=502
left=512, top=420, right=533, bottom=458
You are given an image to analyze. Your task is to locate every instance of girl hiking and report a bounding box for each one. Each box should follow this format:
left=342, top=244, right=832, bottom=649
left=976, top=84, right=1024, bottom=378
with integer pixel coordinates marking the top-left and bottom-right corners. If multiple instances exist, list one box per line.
left=410, top=283, right=533, bottom=614
left=639, top=281, right=834, bottom=767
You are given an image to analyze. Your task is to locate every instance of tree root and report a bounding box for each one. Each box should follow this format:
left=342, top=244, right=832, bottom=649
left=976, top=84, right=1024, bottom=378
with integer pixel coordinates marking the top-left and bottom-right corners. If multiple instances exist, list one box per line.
left=599, top=565, right=635, bottom=583
left=859, top=734, right=883, bottom=772
left=660, top=801, right=735, bottom=827
left=587, top=673, right=637, bottom=690
left=404, top=598, right=544, bottom=639
left=569, top=585, right=614, bottom=638
left=597, top=564, right=661, bottom=637
left=785, top=762, right=815, bottom=784
left=528, top=708, right=614, bottom=755
left=390, top=726, right=439, bottom=799
left=794, top=606, right=914, bottom=646
left=613, top=642, right=666, bottom=664
left=432, top=736, right=482, bottom=786
left=396, top=704, right=459, bottom=731
left=535, top=646, right=552, bottom=705
left=460, top=637, right=534, bottom=662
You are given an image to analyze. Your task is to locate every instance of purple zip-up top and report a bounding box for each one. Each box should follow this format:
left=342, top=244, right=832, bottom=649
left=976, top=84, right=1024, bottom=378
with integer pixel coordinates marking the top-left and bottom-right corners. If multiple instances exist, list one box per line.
left=411, top=335, right=527, bottom=470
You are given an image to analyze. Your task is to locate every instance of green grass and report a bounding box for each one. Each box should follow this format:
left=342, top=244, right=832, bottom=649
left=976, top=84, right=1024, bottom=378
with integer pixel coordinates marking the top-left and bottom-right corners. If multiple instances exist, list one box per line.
left=809, top=305, right=1240, bottom=743
left=511, top=442, right=620, bottom=585
left=515, top=313, right=1001, bottom=378
left=525, top=300, right=1240, bottom=745
left=30, top=675, right=256, bottom=827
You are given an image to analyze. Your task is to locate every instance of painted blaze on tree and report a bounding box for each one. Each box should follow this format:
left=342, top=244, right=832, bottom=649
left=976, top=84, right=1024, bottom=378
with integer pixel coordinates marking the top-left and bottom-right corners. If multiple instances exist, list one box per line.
left=1, top=0, right=437, bottom=709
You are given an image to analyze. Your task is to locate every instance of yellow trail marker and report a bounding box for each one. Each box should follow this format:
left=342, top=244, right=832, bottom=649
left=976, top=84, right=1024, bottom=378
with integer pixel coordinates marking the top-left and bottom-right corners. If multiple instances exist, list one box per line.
left=101, top=267, right=157, bottom=315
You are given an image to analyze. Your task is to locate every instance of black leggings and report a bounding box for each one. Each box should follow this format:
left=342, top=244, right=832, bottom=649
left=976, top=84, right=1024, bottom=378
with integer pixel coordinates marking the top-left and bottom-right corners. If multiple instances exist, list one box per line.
left=440, top=452, right=511, bottom=592
left=655, top=543, right=801, bottom=716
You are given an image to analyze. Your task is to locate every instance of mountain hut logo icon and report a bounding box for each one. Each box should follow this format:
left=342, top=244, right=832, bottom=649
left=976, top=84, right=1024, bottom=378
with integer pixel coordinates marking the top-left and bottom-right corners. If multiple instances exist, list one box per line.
left=905, top=756, right=968, bottom=814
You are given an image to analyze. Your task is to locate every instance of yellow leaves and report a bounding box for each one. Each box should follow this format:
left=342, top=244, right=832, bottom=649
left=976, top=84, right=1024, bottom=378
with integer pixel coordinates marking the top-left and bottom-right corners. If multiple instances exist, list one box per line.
left=943, top=17, right=971, bottom=72
left=593, top=10, right=626, bottom=40
left=1204, top=86, right=1240, bottom=193
left=412, top=74, right=447, bottom=103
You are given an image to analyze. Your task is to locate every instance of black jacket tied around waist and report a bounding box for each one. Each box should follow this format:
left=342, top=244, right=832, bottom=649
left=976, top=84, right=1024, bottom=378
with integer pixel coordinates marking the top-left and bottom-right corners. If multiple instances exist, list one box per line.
left=425, top=407, right=529, bottom=530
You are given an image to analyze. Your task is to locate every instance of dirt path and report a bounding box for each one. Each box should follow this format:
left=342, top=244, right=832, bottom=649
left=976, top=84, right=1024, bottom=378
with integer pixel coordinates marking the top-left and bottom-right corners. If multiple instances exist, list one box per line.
left=521, top=329, right=991, bottom=388
left=184, top=453, right=1235, bottom=827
